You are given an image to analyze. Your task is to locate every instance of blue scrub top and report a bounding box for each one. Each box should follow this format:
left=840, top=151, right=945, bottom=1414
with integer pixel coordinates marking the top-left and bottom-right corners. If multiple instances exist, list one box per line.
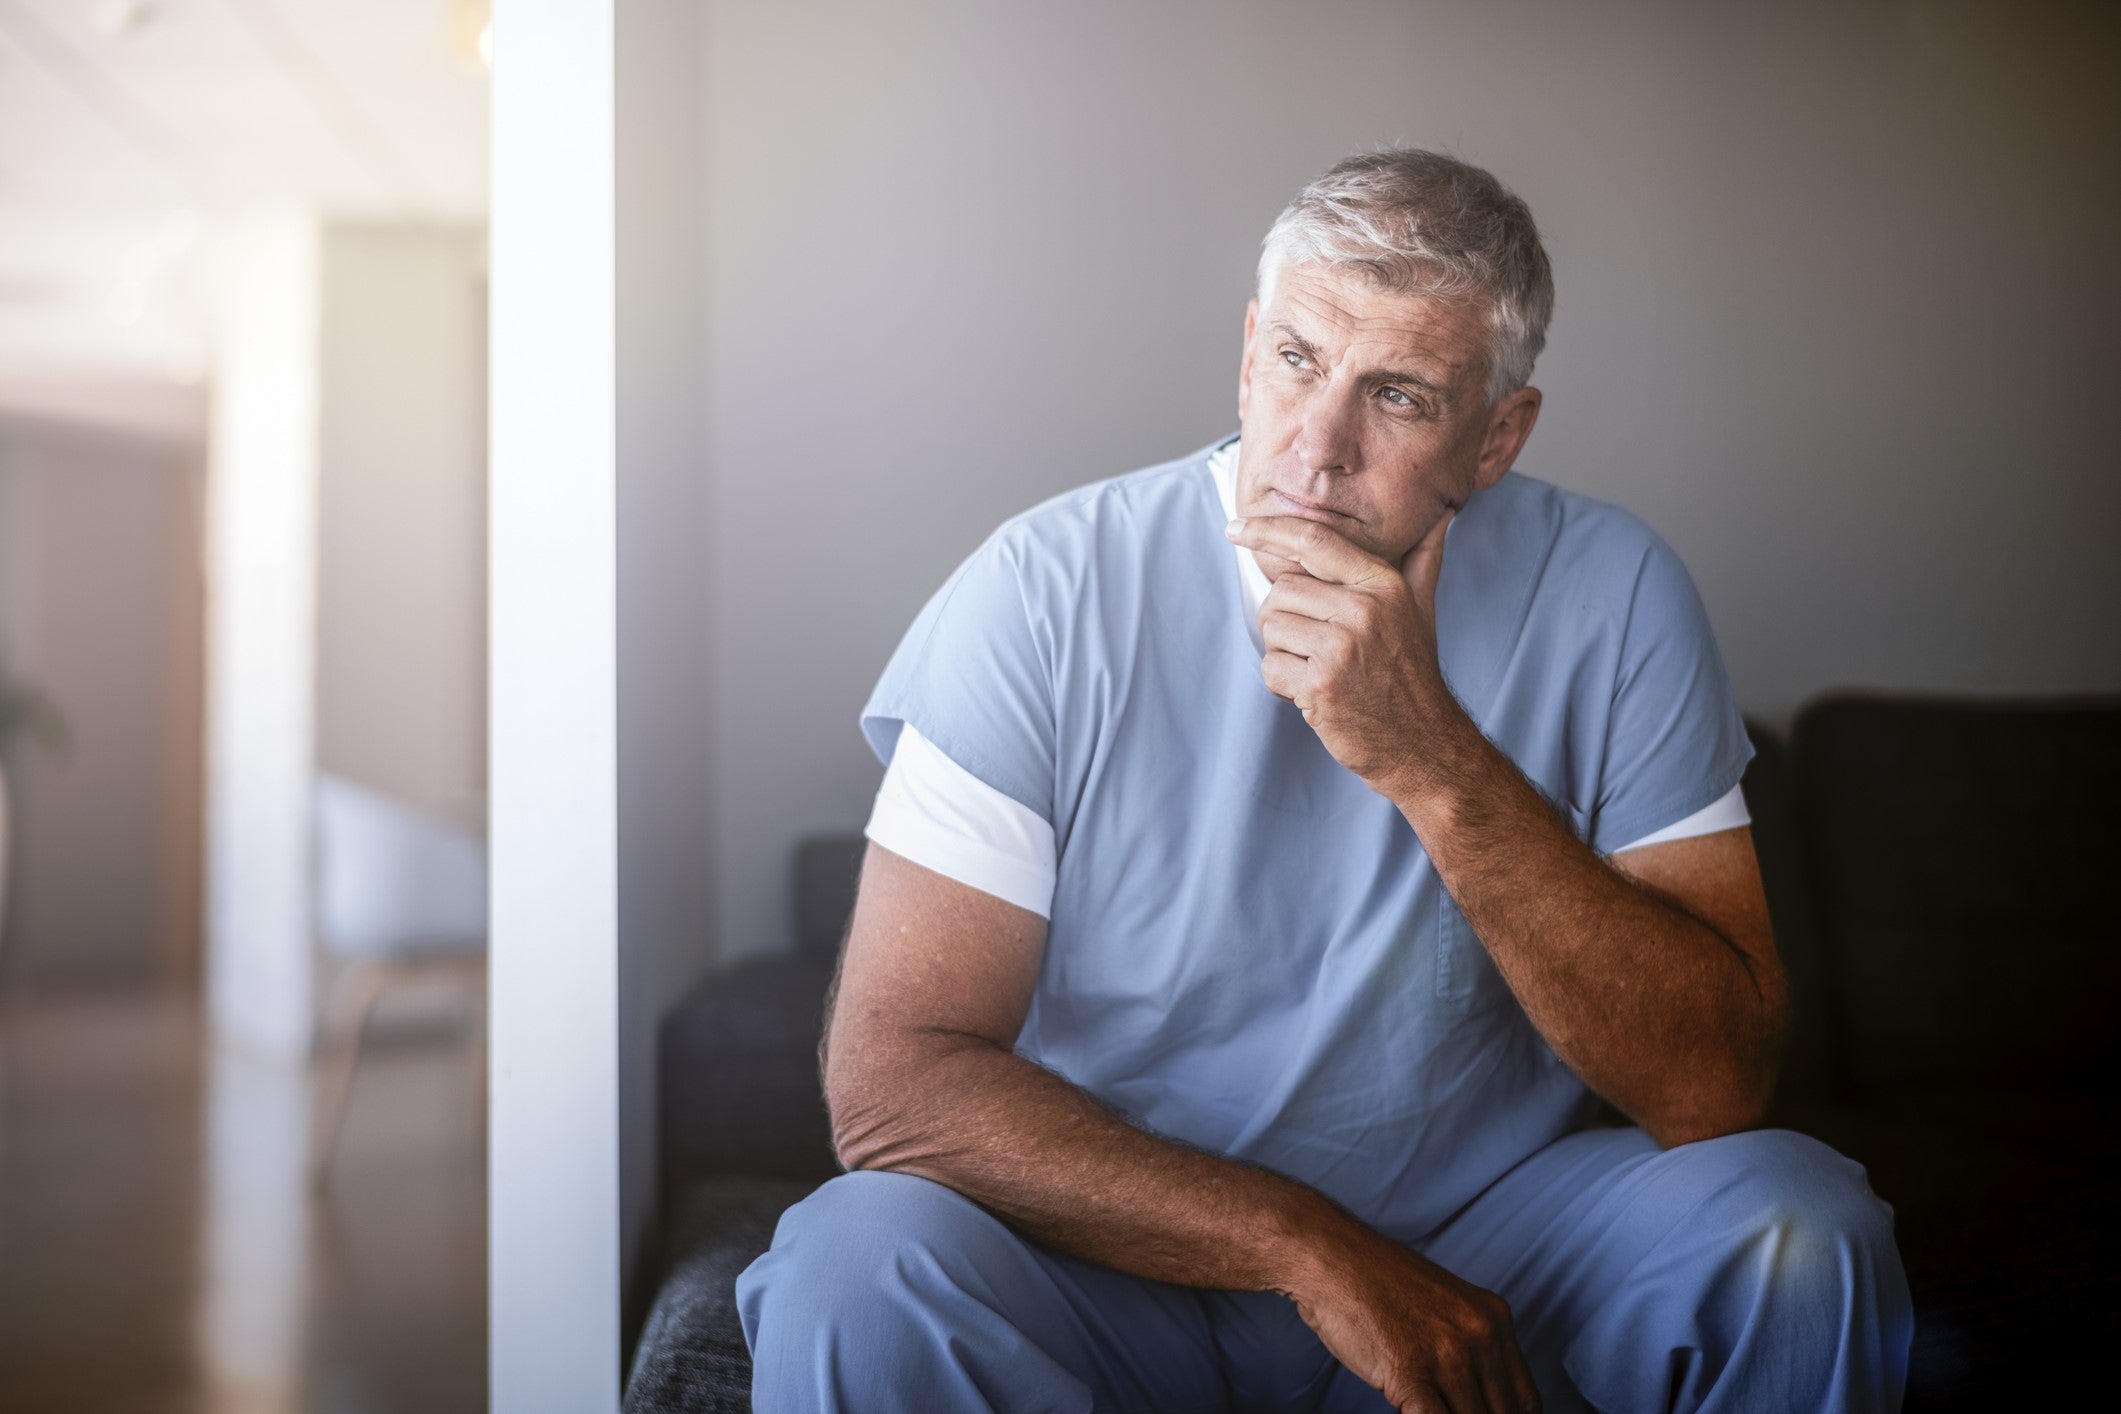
left=859, top=434, right=1752, bottom=1244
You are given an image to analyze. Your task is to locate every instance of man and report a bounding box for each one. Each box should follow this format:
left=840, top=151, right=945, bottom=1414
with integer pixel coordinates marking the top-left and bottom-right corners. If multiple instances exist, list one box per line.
left=737, top=150, right=1911, bottom=1412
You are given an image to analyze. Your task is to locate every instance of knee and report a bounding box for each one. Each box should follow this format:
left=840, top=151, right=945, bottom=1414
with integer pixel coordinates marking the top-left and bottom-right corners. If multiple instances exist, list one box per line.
left=1662, top=1129, right=1905, bottom=1306
left=1689, top=1129, right=1894, bottom=1244
left=778, top=1168, right=1000, bottom=1261
left=737, top=1170, right=1003, bottom=1328
left=1577, top=1130, right=1913, bottom=1406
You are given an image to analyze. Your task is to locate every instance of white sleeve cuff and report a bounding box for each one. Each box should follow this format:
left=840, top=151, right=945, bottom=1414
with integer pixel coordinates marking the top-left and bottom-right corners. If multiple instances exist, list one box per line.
left=1609, top=782, right=1752, bottom=855
left=864, top=721, right=1058, bottom=918
left=869, top=727, right=1745, bottom=902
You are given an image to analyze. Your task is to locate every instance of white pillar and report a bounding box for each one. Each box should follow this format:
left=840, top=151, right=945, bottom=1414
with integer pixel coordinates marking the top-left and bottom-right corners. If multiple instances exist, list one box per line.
left=489, top=0, right=622, bottom=1409
left=202, top=211, right=321, bottom=1060
left=491, top=2, right=709, bottom=1401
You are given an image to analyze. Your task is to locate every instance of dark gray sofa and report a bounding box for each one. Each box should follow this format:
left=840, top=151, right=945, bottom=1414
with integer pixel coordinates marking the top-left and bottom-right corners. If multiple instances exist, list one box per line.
left=625, top=694, right=2121, bottom=1412
left=627, top=841, right=858, bottom=1414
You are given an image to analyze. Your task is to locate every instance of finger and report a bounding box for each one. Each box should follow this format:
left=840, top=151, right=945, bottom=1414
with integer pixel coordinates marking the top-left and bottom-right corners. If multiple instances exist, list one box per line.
left=1501, top=1343, right=1542, bottom=1413
left=1472, top=1318, right=1540, bottom=1414
left=1258, top=571, right=1353, bottom=623
left=1473, top=1350, right=1531, bottom=1414
left=1396, top=1383, right=1452, bottom=1414
left=1397, top=507, right=1455, bottom=610
left=1260, top=648, right=1307, bottom=703
left=1228, top=514, right=1388, bottom=587
left=1259, top=608, right=1342, bottom=662
left=1433, top=1356, right=1492, bottom=1414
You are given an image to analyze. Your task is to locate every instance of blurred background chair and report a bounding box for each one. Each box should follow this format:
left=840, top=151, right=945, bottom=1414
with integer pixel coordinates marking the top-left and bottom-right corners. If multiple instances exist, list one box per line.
left=308, top=774, right=489, bottom=1191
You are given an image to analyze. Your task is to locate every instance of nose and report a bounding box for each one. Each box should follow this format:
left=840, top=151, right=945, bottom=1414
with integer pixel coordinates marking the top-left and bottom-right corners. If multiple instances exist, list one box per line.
left=1291, top=382, right=1359, bottom=478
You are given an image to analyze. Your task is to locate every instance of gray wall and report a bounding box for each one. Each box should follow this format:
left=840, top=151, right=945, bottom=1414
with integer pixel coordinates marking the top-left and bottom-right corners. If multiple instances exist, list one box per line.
left=619, top=0, right=711, bottom=1340
left=685, top=0, right=2121, bottom=966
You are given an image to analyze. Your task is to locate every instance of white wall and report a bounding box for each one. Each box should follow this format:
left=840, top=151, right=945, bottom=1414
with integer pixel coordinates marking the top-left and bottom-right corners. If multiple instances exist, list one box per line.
left=316, top=224, right=489, bottom=831
left=684, top=0, right=2121, bottom=967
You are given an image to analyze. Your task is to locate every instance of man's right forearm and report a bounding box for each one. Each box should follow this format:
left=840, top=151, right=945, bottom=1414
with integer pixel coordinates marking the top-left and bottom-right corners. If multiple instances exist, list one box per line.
left=826, top=1029, right=1372, bottom=1300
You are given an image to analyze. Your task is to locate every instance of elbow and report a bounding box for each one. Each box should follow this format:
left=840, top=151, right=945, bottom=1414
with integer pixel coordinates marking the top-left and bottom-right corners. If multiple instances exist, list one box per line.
left=823, top=1044, right=933, bottom=1173
left=819, top=1006, right=894, bottom=1170
left=827, top=1092, right=895, bottom=1173
left=1644, top=1033, right=1788, bottom=1150
left=824, top=1024, right=1004, bottom=1171
left=1654, top=962, right=1790, bottom=1153
left=1645, top=1096, right=1771, bottom=1150
left=1643, top=1084, right=1772, bottom=1148
left=823, top=1058, right=889, bottom=1171
left=1647, top=1005, right=1790, bottom=1150
left=826, top=1120, right=875, bottom=1174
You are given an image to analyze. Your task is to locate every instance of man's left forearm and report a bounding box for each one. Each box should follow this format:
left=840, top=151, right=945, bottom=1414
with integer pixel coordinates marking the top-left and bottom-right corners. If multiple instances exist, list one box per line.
left=1223, top=508, right=1784, bottom=1144
left=1384, top=710, right=1786, bottom=1147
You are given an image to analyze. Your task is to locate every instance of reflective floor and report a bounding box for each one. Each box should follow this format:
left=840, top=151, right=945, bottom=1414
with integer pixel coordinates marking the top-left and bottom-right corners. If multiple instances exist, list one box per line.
left=0, top=991, right=485, bottom=1413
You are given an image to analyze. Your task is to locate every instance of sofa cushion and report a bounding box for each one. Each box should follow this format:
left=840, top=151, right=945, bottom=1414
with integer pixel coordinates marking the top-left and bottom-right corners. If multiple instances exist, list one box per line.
left=1791, top=695, right=2121, bottom=1097
left=658, top=953, right=842, bottom=1196
left=624, top=1176, right=819, bottom=1414
left=1739, top=720, right=1837, bottom=1113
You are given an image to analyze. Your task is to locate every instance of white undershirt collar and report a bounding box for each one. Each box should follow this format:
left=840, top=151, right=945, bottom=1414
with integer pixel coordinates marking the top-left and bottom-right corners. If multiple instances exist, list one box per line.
left=1207, top=438, right=1273, bottom=650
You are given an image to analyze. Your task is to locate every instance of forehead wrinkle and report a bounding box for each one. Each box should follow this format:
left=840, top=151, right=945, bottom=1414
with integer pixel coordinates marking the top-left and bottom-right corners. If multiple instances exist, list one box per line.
left=1267, top=277, right=1477, bottom=388
left=1267, top=308, right=1461, bottom=395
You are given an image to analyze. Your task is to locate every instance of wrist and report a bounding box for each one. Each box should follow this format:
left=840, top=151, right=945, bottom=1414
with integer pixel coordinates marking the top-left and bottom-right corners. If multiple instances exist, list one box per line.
left=1376, top=691, right=1485, bottom=815
left=1261, top=1185, right=1378, bottom=1303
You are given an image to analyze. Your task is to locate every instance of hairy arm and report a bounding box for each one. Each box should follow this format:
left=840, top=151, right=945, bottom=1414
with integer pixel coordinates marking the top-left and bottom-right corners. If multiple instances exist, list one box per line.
left=820, top=840, right=1359, bottom=1295
left=1385, top=713, right=1786, bottom=1147
left=1232, top=509, right=1788, bottom=1150
left=822, top=839, right=1539, bottom=1410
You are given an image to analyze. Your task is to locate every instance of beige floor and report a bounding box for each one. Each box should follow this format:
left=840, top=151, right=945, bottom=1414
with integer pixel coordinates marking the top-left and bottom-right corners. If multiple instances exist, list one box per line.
left=0, top=991, right=486, bottom=1413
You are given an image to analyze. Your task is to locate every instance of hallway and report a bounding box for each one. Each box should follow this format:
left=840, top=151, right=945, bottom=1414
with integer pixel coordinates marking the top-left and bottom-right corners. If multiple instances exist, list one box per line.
left=0, top=992, right=485, bottom=1412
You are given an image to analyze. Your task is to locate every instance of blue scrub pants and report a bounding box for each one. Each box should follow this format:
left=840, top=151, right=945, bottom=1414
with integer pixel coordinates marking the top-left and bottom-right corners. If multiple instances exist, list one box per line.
left=736, top=1125, right=1912, bottom=1412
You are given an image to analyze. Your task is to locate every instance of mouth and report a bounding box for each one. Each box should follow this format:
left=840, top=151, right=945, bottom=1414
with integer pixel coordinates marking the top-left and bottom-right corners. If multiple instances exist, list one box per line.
left=1267, top=489, right=1357, bottom=525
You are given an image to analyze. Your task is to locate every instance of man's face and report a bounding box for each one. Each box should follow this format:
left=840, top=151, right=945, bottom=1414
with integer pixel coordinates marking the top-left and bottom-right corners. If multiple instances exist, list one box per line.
left=1234, top=263, right=1538, bottom=582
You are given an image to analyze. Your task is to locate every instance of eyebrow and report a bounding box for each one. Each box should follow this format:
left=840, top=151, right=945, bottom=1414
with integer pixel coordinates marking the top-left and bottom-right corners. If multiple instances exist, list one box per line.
left=1268, top=321, right=1450, bottom=396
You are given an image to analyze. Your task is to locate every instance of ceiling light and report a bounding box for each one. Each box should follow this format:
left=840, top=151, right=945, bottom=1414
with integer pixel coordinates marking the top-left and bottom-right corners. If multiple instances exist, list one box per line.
left=450, top=0, right=491, bottom=74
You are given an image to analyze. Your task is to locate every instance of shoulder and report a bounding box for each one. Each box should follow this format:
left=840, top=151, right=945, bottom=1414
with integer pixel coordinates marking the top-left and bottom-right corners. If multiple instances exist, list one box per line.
left=989, top=441, right=1218, bottom=550
left=1475, top=470, right=1670, bottom=565
left=968, top=439, right=1223, bottom=598
left=1467, top=470, right=1694, bottom=616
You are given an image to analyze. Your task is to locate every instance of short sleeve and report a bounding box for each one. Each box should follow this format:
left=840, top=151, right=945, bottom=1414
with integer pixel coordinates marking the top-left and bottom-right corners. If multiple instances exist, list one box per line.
left=864, top=722, right=1058, bottom=916
left=859, top=529, right=1058, bottom=826
left=1590, top=533, right=1754, bottom=855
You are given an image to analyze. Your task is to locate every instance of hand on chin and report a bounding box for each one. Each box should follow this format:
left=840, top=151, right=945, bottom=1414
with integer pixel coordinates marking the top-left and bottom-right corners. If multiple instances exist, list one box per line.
left=1254, top=548, right=1307, bottom=583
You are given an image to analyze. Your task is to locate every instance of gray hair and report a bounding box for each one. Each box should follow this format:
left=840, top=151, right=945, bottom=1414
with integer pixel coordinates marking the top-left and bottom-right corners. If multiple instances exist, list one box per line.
left=1256, top=149, right=1555, bottom=403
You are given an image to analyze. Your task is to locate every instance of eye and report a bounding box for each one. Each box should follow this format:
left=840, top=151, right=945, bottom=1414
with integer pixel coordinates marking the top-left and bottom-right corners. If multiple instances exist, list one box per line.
left=1377, top=386, right=1427, bottom=414
left=1279, top=347, right=1309, bottom=369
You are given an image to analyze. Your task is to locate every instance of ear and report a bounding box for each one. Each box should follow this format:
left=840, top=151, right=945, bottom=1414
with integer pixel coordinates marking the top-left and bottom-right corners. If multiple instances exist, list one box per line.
left=1473, top=385, right=1542, bottom=490
left=1237, top=298, right=1259, bottom=423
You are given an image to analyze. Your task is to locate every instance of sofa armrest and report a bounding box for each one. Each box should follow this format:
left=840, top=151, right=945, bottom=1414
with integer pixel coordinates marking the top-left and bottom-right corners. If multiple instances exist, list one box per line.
left=658, top=952, right=843, bottom=1194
